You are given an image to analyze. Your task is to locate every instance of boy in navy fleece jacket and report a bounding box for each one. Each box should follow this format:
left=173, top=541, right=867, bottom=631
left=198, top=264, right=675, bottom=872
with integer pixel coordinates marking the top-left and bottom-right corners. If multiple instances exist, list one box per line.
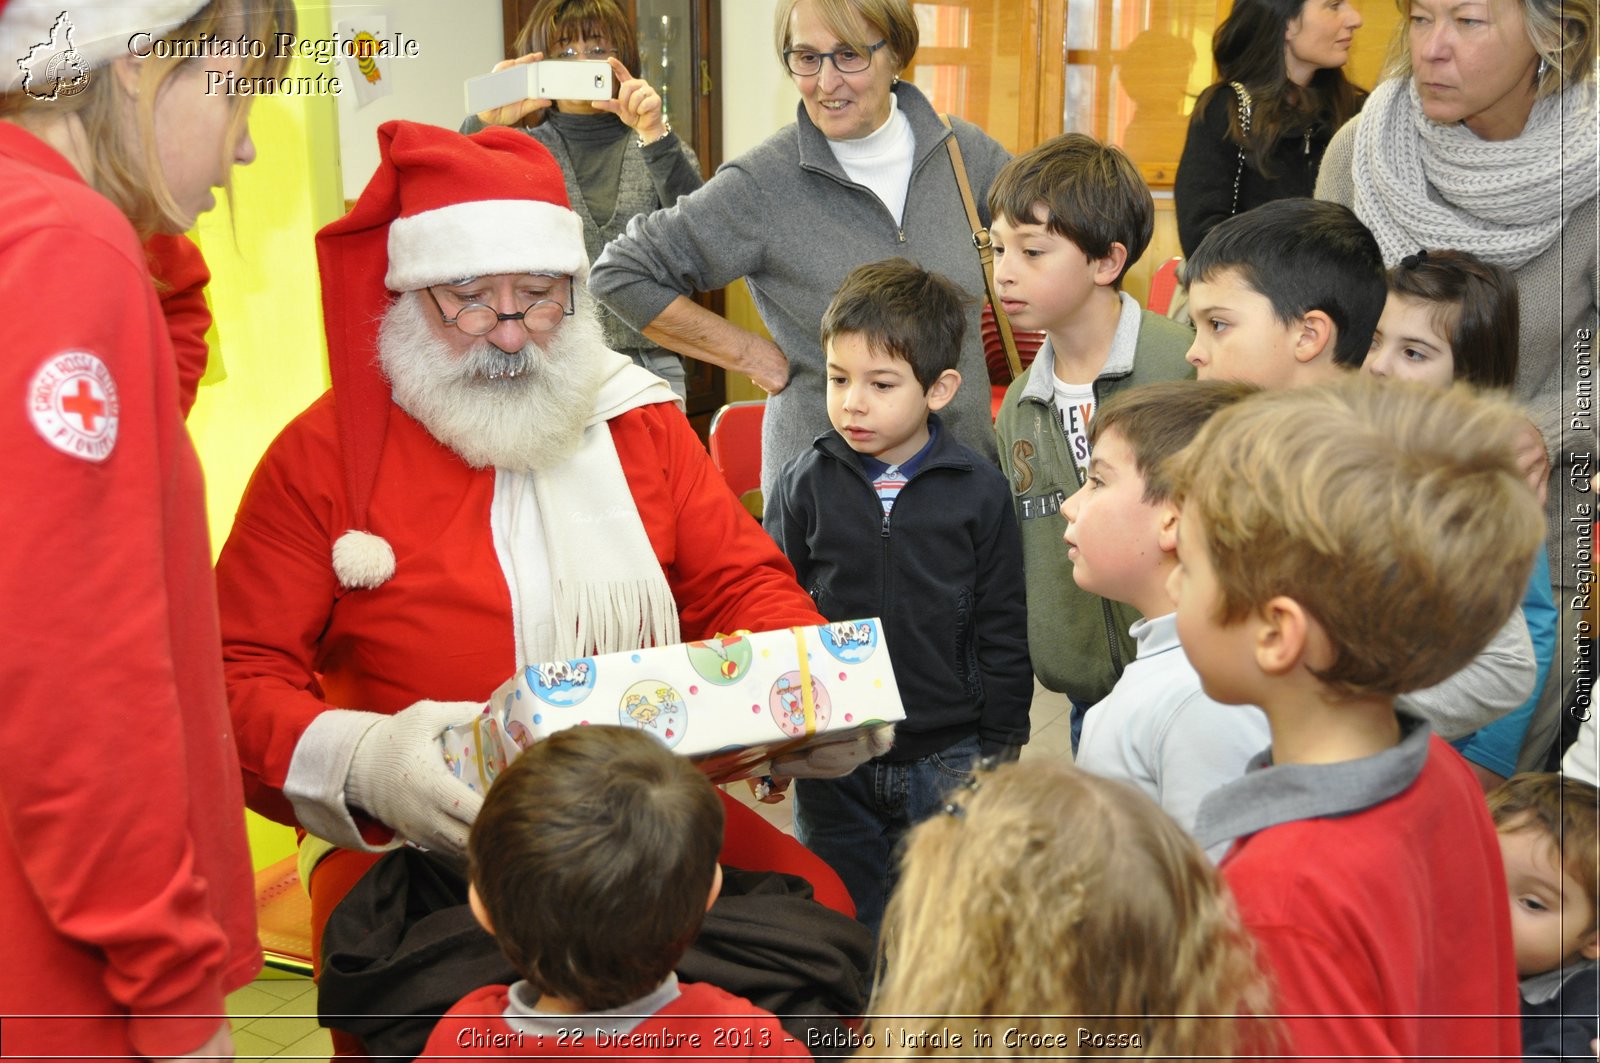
left=765, top=258, right=1031, bottom=941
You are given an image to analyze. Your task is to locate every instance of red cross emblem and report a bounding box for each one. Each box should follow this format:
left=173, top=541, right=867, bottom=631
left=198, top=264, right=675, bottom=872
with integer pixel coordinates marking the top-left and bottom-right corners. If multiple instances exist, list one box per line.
left=28, top=352, right=120, bottom=463
left=60, top=379, right=108, bottom=432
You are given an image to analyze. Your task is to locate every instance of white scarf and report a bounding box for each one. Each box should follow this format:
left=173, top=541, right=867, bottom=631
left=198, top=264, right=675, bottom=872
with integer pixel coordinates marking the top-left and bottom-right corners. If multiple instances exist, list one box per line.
left=502, top=352, right=683, bottom=663
left=1351, top=76, right=1598, bottom=269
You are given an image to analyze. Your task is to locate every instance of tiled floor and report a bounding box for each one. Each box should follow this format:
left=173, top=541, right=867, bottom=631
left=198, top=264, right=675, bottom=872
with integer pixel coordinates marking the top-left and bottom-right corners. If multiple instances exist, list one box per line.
left=223, top=680, right=1074, bottom=1060
left=225, top=971, right=328, bottom=1061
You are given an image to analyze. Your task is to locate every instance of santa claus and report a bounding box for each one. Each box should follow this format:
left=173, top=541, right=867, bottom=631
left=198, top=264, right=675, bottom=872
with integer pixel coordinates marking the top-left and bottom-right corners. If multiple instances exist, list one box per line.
left=215, top=121, right=851, bottom=967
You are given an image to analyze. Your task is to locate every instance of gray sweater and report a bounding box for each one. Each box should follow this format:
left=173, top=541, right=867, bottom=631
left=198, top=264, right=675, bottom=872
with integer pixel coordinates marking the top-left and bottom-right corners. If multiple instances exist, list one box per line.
left=590, top=83, right=1010, bottom=495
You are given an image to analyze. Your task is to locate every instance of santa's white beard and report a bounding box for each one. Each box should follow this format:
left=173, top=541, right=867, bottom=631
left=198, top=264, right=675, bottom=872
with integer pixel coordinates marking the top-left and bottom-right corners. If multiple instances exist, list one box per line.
left=378, top=288, right=608, bottom=471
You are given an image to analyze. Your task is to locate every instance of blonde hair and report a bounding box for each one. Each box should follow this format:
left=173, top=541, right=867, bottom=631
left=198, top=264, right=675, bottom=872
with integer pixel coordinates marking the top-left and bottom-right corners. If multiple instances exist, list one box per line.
left=1387, top=0, right=1595, bottom=98
left=862, top=762, right=1274, bottom=1059
left=1167, top=376, right=1545, bottom=700
left=773, top=0, right=918, bottom=73
left=0, top=0, right=296, bottom=237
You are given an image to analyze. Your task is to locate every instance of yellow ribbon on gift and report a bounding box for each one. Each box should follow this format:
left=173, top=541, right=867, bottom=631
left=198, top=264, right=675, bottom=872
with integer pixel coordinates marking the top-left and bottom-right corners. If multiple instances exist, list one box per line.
left=714, top=627, right=817, bottom=736
left=791, top=627, right=818, bottom=736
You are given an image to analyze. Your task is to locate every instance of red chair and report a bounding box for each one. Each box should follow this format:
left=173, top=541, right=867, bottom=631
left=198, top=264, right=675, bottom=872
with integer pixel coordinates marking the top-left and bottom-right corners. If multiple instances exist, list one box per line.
left=1146, top=256, right=1184, bottom=316
left=708, top=400, right=766, bottom=518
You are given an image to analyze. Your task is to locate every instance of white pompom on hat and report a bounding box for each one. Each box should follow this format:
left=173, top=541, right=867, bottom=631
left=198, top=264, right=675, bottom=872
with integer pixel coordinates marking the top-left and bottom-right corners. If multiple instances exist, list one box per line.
left=0, top=0, right=206, bottom=94
left=314, top=120, right=587, bottom=591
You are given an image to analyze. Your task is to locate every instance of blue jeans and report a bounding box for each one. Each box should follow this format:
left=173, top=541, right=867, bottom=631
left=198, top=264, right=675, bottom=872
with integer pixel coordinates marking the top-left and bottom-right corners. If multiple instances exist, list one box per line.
left=793, top=734, right=981, bottom=942
left=1069, top=697, right=1092, bottom=754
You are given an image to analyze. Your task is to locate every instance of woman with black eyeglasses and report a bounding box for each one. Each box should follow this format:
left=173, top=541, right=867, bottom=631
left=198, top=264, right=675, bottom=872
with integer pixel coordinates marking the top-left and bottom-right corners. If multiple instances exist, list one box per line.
left=589, top=0, right=1010, bottom=499
left=464, top=0, right=703, bottom=397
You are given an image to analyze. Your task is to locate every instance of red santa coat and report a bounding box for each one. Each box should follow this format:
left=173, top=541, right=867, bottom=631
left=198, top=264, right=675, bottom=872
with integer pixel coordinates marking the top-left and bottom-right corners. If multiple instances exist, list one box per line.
left=217, top=390, right=824, bottom=823
left=0, top=125, right=260, bottom=1058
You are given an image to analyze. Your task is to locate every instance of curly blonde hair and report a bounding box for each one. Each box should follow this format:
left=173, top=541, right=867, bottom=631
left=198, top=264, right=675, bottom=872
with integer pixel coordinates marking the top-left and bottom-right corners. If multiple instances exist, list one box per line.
left=861, top=761, right=1274, bottom=1059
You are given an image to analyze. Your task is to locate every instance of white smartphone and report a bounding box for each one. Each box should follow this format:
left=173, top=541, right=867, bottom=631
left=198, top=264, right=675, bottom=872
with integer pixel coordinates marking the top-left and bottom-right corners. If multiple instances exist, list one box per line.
left=464, top=60, right=614, bottom=114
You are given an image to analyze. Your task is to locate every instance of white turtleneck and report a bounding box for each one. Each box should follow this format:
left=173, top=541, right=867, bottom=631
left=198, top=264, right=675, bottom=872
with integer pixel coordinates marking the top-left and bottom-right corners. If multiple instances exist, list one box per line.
left=824, top=95, right=915, bottom=227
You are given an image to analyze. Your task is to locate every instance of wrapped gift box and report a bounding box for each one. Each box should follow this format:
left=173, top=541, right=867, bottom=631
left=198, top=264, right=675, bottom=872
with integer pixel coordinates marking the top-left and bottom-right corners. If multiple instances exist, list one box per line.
left=443, top=619, right=904, bottom=790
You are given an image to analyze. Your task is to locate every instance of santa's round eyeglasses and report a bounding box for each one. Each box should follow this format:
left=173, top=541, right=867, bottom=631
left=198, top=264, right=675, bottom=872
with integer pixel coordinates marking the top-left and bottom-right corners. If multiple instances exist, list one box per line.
left=425, top=280, right=575, bottom=336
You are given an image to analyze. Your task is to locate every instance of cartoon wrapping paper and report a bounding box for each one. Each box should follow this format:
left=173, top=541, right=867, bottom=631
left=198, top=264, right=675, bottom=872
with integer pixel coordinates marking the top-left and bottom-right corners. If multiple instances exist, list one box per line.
left=442, top=619, right=905, bottom=790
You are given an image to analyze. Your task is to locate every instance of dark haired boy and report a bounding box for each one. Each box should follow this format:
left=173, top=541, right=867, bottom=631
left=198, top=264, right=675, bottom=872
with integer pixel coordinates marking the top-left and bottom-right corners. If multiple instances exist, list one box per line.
left=765, top=257, right=1031, bottom=941
left=1183, top=197, right=1386, bottom=387
left=989, top=133, right=1193, bottom=739
left=421, top=725, right=808, bottom=1059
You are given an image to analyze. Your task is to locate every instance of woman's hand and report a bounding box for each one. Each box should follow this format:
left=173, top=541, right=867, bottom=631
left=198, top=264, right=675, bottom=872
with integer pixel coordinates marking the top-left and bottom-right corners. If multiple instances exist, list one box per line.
left=475, top=52, right=551, bottom=128
left=740, top=335, right=791, bottom=395
left=593, top=57, right=668, bottom=143
left=640, top=297, right=790, bottom=393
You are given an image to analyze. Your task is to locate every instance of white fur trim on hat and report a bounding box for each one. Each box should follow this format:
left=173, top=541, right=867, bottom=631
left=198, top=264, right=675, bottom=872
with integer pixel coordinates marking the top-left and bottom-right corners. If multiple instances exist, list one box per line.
left=332, top=529, right=396, bottom=590
left=1, top=1, right=206, bottom=95
left=385, top=199, right=589, bottom=292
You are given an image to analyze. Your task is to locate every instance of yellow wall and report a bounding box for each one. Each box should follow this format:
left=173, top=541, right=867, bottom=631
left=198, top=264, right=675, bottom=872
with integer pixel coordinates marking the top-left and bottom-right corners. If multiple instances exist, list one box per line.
left=189, top=2, right=344, bottom=869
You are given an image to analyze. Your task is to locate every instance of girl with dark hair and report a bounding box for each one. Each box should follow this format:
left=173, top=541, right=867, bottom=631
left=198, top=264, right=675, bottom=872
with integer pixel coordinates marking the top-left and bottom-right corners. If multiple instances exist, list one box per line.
left=1174, top=0, right=1365, bottom=258
left=1366, top=249, right=1558, bottom=795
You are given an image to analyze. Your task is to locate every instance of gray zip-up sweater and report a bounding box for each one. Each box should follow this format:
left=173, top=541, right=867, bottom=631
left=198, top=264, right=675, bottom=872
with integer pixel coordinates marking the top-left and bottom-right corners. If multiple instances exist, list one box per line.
left=590, top=83, right=1010, bottom=496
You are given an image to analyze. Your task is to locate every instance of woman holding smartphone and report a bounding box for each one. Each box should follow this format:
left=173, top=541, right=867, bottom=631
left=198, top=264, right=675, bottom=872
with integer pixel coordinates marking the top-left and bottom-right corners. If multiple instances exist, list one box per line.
left=464, top=0, right=702, bottom=396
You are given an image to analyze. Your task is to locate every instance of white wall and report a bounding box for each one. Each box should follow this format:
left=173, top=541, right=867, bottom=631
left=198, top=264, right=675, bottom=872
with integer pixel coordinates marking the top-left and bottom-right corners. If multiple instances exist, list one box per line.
left=719, top=0, right=795, bottom=161
left=332, top=0, right=503, bottom=200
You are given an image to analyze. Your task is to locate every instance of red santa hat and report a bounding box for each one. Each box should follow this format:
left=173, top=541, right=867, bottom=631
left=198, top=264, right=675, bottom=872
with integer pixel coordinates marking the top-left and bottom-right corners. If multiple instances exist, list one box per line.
left=315, top=120, right=587, bottom=590
left=1, top=1, right=206, bottom=94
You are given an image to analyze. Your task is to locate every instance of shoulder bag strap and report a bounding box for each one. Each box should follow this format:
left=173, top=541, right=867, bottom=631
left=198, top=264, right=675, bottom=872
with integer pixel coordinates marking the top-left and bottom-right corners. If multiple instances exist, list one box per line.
left=1229, top=82, right=1253, bottom=216
left=941, top=114, right=1022, bottom=382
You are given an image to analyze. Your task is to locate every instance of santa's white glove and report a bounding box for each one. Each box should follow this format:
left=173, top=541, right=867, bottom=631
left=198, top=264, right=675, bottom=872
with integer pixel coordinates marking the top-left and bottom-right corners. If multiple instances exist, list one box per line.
left=345, top=700, right=486, bottom=857
left=770, top=723, right=896, bottom=779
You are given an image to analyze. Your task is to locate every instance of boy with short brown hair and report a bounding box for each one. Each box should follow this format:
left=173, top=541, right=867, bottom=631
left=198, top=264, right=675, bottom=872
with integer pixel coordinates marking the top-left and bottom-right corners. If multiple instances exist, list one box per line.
left=422, top=725, right=808, bottom=1059
left=989, top=134, right=1193, bottom=737
left=1060, top=379, right=1268, bottom=847
left=1169, top=376, right=1540, bottom=1060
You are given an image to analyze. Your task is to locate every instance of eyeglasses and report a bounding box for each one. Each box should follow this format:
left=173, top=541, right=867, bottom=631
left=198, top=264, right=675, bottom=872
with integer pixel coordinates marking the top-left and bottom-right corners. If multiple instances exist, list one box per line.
left=425, top=280, right=575, bottom=336
left=783, top=39, right=887, bottom=76
left=552, top=45, right=617, bottom=60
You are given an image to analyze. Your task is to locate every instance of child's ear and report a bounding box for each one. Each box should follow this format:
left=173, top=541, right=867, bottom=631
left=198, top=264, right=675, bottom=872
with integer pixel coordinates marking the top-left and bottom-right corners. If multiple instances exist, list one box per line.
left=467, top=882, right=495, bottom=935
left=1294, top=310, right=1338, bottom=365
left=1254, top=595, right=1311, bottom=677
left=925, top=368, right=962, bottom=412
left=1156, top=501, right=1180, bottom=554
left=706, top=863, right=724, bottom=912
left=1092, top=243, right=1129, bottom=288
left=1582, top=927, right=1600, bottom=962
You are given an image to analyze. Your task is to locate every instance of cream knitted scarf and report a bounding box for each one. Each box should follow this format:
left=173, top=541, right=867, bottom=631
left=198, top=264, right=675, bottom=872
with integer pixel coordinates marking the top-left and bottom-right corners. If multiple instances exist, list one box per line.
left=516, top=353, right=683, bottom=662
left=1351, top=76, right=1598, bottom=269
